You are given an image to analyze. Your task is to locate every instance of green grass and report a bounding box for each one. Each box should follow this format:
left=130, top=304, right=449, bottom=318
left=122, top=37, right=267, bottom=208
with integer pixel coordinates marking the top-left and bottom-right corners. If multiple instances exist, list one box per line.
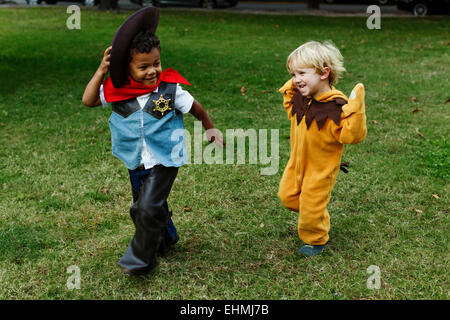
left=0, top=7, right=448, bottom=300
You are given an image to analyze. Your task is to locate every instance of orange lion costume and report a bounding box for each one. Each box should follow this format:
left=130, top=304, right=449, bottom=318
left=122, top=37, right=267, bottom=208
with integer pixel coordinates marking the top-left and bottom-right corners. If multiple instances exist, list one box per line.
left=278, top=80, right=367, bottom=246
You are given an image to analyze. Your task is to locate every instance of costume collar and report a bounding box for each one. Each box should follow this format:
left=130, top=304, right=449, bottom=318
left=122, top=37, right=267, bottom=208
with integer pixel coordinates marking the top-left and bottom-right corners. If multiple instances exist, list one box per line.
left=312, top=87, right=346, bottom=102
left=291, top=88, right=347, bottom=130
left=103, top=68, right=190, bottom=103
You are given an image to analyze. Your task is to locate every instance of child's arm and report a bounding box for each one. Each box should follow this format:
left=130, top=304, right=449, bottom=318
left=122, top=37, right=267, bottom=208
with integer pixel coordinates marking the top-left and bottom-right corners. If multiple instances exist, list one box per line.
left=82, top=46, right=111, bottom=107
left=332, top=83, right=367, bottom=145
left=278, top=78, right=297, bottom=120
left=189, top=100, right=225, bottom=148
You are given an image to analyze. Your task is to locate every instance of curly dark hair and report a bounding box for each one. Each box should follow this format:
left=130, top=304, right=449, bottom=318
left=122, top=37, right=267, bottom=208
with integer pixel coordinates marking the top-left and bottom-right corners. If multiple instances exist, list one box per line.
left=129, top=30, right=161, bottom=61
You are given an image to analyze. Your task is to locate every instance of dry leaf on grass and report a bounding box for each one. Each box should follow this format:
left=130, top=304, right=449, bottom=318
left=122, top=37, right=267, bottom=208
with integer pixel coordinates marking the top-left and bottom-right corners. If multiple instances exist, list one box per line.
left=415, top=128, right=425, bottom=138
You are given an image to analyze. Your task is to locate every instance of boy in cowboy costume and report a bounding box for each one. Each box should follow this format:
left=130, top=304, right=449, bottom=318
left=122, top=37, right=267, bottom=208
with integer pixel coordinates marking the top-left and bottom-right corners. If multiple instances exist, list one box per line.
left=278, top=41, right=367, bottom=257
left=82, top=7, right=224, bottom=275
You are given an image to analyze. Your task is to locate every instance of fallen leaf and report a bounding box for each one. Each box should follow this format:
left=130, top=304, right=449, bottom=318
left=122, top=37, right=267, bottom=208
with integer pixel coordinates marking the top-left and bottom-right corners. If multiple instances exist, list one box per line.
left=412, top=108, right=420, bottom=114
left=260, top=222, right=264, bottom=228
left=411, top=97, right=418, bottom=102
left=414, top=208, right=423, bottom=214
left=240, top=86, right=246, bottom=96
left=361, top=39, right=365, bottom=44
left=415, top=128, right=425, bottom=139
left=372, top=120, right=378, bottom=124
left=432, top=194, right=440, bottom=199
left=446, top=99, right=450, bottom=104
left=183, top=206, right=191, bottom=212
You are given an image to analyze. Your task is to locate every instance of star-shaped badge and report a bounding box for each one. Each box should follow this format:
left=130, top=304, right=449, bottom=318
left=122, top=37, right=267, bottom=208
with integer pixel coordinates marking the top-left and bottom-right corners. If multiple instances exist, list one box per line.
left=152, top=94, right=172, bottom=116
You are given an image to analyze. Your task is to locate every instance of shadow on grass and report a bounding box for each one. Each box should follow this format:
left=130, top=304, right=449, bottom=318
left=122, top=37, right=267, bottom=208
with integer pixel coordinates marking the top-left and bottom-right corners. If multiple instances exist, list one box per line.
left=0, top=224, right=60, bottom=263
left=0, top=54, right=99, bottom=97
left=0, top=56, right=55, bottom=96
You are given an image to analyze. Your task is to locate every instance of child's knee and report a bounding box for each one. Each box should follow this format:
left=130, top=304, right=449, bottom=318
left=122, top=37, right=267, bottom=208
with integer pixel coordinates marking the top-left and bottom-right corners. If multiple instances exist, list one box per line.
left=277, top=191, right=299, bottom=211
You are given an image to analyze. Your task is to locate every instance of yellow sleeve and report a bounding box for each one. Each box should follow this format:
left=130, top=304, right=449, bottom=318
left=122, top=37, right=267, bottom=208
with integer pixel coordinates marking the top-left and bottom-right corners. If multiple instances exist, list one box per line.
left=278, top=78, right=297, bottom=120
left=332, top=83, right=367, bottom=145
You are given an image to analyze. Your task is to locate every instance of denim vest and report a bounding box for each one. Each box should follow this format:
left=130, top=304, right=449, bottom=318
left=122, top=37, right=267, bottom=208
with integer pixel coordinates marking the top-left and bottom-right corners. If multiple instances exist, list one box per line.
left=108, top=82, right=187, bottom=169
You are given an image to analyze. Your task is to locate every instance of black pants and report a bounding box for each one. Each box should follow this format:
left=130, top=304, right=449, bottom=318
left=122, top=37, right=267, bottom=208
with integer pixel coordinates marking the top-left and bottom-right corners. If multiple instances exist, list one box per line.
left=118, top=165, right=179, bottom=272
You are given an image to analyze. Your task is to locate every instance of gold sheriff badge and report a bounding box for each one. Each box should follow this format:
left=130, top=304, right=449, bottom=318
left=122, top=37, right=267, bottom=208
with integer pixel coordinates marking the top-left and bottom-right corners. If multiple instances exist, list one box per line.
left=152, top=94, right=172, bottom=115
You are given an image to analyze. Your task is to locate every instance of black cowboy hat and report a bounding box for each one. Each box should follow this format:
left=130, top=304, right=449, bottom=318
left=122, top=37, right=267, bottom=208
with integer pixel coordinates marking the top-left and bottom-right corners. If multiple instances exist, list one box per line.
left=110, top=6, right=159, bottom=88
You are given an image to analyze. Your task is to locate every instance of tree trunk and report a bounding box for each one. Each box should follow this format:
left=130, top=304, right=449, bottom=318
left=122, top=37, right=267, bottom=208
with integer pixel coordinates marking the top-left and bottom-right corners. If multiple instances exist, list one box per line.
left=307, top=0, right=320, bottom=10
left=99, top=0, right=119, bottom=11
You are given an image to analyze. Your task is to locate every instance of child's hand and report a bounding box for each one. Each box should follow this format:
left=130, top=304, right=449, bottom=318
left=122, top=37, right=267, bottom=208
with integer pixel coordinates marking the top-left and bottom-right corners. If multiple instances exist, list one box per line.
left=97, top=46, right=112, bottom=76
left=82, top=46, right=111, bottom=107
left=206, top=128, right=226, bottom=149
left=189, top=100, right=226, bottom=148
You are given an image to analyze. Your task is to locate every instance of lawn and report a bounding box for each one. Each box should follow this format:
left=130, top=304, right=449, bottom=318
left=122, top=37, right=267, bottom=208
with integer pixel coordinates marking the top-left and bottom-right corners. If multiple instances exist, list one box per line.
left=0, top=7, right=448, bottom=300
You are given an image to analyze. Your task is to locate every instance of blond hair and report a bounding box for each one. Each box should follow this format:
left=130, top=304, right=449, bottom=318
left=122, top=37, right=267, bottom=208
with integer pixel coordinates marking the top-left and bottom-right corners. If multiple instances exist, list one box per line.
left=286, top=41, right=346, bottom=85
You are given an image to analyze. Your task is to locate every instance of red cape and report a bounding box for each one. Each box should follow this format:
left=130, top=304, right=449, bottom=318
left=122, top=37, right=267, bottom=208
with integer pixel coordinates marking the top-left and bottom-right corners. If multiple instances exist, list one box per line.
left=103, top=68, right=190, bottom=102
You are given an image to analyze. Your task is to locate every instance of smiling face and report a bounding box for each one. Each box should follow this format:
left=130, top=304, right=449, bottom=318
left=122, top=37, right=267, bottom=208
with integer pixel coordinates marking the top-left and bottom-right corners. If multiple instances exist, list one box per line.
left=287, top=41, right=346, bottom=98
left=291, top=66, right=331, bottom=98
left=128, top=47, right=162, bottom=86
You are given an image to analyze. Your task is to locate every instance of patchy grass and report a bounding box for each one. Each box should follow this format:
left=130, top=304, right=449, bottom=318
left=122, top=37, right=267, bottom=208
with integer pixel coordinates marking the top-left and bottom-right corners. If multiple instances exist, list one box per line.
left=0, top=7, right=448, bottom=299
